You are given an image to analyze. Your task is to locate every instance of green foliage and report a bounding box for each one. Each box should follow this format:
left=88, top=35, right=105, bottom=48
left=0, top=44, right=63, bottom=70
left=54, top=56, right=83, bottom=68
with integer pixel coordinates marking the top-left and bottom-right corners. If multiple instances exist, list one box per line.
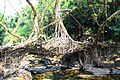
left=62, top=0, right=120, bottom=41
left=18, top=7, right=33, bottom=37
left=0, top=0, right=120, bottom=44
left=3, top=7, right=33, bottom=44
left=0, top=13, right=6, bottom=45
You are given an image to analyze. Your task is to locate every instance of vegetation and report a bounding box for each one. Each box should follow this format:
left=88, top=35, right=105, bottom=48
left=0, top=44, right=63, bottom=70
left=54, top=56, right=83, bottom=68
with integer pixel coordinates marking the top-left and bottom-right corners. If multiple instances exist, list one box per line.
left=0, top=0, right=120, bottom=44
left=0, top=0, right=120, bottom=80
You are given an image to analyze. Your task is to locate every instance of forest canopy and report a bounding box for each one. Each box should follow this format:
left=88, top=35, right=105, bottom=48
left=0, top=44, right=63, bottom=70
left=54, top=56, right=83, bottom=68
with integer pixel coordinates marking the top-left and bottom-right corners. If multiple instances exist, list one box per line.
left=0, top=0, right=119, bottom=46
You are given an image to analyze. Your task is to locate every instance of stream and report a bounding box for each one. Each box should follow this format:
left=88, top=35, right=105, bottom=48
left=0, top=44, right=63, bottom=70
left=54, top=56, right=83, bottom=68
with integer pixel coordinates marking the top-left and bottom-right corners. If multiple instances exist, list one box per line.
left=32, top=70, right=120, bottom=80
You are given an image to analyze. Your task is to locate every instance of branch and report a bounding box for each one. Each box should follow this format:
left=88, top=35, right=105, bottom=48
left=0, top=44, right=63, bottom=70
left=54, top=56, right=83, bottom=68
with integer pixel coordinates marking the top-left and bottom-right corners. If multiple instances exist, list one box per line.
left=0, top=20, right=22, bottom=41
left=54, top=0, right=60, bottom=19
left=93, top=10, right=120, bottom=47
left=26, top=0, right=39, bottom=40
left=101, top=10, right=120, bottom=27
left=5, top=17, right=25, bottom=46
left=26, top=0, right=36, bottom=18
left=42, top=18, right=61, bottom=30
left=104, top=0, right=107, bottom=21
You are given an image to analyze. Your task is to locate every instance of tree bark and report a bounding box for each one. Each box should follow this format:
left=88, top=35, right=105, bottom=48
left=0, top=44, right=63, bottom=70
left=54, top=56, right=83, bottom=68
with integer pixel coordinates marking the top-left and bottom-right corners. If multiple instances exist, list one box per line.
left=93, top=10, right=120, bottom=48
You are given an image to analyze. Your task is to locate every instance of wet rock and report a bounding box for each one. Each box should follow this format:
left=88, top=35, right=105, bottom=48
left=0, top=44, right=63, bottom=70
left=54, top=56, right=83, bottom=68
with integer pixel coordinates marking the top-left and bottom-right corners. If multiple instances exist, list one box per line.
left=112, top=69, right=120, bottom=75
left=5, top=69, right=32, bottom=80
left=84, top=66, right=110, bottom=76
left=0, top=73, right=4, bottom=80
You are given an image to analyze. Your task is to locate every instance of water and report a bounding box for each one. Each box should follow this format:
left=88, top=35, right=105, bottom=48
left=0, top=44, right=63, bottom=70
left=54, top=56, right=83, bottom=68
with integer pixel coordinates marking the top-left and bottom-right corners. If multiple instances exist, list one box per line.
left=32, top=69, right=120, bottom=80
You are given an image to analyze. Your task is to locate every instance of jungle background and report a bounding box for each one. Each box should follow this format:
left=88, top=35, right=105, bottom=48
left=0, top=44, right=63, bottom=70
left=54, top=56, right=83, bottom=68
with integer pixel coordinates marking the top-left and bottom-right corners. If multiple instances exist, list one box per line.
left=0, top=0, right=120, bottom=80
